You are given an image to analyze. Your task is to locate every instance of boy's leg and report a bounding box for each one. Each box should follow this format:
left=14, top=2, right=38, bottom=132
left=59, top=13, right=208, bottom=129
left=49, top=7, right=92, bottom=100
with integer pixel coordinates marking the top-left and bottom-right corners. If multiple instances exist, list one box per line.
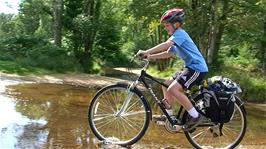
left=167, top=80, right=194, bottom=112
left=167, top=80, right=203, bottom=130
left=162, top=70, right=183, bottom=106
left=169, top=68, right=204, bottom=114
left=153, top=79, right=174, bottom=122
left=162, top=79, right=174, bottom=107
left=168, top=69, right=206, bottom=130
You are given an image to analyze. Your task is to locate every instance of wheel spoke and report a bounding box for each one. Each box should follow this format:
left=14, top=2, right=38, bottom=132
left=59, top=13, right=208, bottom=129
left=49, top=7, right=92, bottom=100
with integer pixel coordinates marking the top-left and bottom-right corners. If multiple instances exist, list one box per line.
left=95, top=116, right=117, bottom=130
left=93, top=113, right=115, bottom=121
left=102, top=93, right=116, bottom=113
left=192, top=127, right=211, bottom=140
left=121, top=116, right=143, bottom=133
left=185, top=101, right=246, bottom=148
left=125, top=97, right=141, bottom=112
left=88, top=85, right=149, bottom=145
left=122, top=110, right=146, bottom=117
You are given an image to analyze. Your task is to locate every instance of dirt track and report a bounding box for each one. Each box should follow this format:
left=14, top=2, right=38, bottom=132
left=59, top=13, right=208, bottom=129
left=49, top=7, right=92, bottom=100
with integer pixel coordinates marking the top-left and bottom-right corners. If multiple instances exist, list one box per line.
left=0, top=72, right=128, bottom=88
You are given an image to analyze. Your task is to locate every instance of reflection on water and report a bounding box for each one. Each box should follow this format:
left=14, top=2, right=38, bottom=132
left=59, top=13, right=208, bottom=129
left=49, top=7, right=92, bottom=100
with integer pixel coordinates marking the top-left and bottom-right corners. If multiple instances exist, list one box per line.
left=0, top=78, right=98, bottom=149
left=0, top=77, right=266, bottom=148
left=0, top=79, right=48, bottom=149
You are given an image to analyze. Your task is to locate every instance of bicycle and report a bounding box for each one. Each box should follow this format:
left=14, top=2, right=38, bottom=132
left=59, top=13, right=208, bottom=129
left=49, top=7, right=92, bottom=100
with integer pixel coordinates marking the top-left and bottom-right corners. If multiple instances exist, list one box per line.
left=88, top=58, right=247, bottom=149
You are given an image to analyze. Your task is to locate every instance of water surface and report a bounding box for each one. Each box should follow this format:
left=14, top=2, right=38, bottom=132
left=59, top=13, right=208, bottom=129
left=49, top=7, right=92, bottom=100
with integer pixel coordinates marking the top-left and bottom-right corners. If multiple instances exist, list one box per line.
left=0, top=77, right=265, bottom=148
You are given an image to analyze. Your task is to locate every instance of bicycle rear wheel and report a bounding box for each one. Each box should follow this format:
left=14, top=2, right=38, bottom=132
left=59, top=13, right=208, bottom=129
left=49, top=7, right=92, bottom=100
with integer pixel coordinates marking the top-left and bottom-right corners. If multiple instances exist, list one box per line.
left=88, top=83, right=150, bottom=146
left=184, top=96, right=247, bottom=149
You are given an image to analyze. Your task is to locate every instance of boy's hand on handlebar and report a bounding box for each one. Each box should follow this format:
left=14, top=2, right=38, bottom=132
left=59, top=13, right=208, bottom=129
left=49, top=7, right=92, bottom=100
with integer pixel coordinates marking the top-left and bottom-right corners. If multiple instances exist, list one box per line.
left=136, top=50, right=149, bottom=59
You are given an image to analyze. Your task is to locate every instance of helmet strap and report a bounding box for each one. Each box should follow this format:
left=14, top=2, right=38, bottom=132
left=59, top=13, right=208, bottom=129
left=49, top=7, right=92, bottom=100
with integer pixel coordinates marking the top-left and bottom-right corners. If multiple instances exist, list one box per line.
left=172, top=22, right=180, bottom=30
left=168, top=22, right=181, bottom=36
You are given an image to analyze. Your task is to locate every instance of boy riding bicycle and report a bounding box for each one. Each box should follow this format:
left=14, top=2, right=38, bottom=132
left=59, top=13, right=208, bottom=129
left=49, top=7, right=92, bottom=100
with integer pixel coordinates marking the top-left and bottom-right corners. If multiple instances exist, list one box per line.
left=137, top=8, right=208, bottom=130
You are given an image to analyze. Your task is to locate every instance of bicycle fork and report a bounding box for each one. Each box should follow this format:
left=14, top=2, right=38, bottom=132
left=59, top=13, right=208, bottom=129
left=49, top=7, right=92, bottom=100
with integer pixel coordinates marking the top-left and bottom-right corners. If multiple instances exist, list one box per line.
left=116, top=80, right=138, bottom=116
left=116, top=92, right=134, bottom=116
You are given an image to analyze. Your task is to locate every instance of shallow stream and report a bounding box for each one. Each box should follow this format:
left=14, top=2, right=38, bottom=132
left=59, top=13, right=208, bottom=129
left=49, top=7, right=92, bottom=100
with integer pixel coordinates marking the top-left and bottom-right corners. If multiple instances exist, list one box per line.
left=0, top=77, right=265, bottom=148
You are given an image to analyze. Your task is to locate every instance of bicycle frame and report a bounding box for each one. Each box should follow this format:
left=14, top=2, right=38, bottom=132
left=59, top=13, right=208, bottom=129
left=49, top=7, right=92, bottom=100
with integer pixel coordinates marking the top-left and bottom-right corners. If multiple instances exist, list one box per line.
left=126, top=59, right=184, bottom=126
left=88, top=57, right=247, bottom=148
left=140, top=70, right=183, bottom=125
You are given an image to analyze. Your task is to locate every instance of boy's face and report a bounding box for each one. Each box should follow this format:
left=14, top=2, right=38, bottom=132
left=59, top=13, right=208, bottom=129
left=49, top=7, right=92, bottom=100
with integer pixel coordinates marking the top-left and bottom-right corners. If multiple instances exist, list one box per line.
left=163, top=22, right=179, bottom=35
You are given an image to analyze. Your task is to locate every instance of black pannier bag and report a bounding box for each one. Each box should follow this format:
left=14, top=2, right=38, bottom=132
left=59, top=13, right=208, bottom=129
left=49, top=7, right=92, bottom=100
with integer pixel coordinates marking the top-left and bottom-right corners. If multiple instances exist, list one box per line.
left=201, top=76, right=236, bottom=123
left=202, top=91, right=234, bottom=123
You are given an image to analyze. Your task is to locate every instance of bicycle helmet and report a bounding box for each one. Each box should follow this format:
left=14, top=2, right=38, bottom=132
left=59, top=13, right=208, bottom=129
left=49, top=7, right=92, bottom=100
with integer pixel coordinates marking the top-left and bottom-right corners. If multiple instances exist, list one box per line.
left=160, top=8, right=185, bottom=23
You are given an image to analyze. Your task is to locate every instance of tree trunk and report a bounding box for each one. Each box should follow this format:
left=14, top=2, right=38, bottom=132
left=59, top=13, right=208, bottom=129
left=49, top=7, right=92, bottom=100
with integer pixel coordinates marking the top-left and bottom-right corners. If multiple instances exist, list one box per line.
left=190, top=0, right=210, bottom=59
left=261, top=21, right=266, bottom=69
left=207, top=0, right=229, bottom=65
left=53, top=0, right=63, bottom=47
left=81, top=0, right=101, bottom=73
left=207, top=0, right=218, bottom=64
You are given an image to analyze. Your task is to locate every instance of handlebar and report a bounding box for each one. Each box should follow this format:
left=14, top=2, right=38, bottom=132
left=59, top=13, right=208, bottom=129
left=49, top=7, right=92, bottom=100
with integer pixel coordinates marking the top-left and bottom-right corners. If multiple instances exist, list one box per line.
left=131, top=54, right=150, bottom=71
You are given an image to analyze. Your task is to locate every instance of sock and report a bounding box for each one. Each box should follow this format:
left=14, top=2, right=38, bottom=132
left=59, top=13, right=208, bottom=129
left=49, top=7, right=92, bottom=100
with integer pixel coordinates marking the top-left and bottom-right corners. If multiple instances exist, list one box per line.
left=188, top=107, right=199, bottom=118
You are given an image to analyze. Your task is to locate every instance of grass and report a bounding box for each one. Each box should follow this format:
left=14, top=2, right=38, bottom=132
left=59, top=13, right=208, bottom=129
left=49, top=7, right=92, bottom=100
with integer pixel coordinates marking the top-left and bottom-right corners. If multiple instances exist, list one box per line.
left=0, top=60, right=52, bottom=75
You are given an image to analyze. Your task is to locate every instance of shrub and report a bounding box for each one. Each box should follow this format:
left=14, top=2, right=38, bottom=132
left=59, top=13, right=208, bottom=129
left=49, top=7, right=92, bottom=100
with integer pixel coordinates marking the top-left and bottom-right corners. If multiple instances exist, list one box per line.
left=0, top=35, right=80, bottom=72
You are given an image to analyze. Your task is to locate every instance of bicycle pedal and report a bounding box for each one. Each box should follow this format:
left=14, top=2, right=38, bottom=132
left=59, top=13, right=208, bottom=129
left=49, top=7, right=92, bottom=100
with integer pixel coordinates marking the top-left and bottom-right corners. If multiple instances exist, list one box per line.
left=173, top=124, right=182, bottom=132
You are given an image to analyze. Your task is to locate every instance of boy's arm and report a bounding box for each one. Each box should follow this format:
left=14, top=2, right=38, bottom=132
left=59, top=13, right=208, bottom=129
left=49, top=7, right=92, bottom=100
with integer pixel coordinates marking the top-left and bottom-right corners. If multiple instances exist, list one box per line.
left=148, top=51, right=175, bottom=60
left=137, top=39, right=174, bottom=57
left=146, top=39, right=173, bottom=54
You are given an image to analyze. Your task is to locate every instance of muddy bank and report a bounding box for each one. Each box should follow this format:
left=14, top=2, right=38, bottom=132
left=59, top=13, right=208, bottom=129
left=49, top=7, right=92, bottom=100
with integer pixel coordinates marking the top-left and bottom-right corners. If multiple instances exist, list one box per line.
left=0, top=72, right=129, bottom=88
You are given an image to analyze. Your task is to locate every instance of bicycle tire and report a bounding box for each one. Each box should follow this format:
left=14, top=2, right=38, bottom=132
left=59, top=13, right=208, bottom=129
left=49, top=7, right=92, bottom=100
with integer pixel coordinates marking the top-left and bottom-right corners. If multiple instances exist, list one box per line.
left=184, top=96, right=247, bottom=149
left=88, top=83, right=150, bottom=146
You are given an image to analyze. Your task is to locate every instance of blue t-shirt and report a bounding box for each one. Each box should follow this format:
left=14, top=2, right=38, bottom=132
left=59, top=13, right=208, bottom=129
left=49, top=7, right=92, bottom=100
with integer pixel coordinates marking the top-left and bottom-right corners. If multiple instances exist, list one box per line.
left=168, top=28, right=208, bottom=72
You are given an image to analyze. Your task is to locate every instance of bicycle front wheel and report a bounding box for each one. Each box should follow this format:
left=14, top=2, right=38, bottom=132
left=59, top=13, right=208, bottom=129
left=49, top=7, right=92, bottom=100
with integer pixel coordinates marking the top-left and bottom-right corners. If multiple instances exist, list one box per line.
left=185, top=96, right=247, bottom=149
left=88, top=83, right=150, bottom=146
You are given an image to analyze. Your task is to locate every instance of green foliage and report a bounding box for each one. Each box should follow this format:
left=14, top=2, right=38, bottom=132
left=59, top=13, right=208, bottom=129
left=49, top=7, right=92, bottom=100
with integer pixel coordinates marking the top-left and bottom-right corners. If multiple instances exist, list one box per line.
left=0, top=35, right=80, bottom=72
left=0, top=13, right=15, bottom=35
left=222, top=0, right=266, bottom=70
left=19, top=0, right=45, bottom=34
left=220, top=42, right=260, bottom=71
left=93, top=16, right=123, bottom=66
left=73, top=15, right=93, bottom=33
left=208, top=65, right=266, bottom=103
left=147, top=65, right=176, bottom=78
left=0, top=0, right=265, bottom=102
left=0, top=60, right=52, bottom=75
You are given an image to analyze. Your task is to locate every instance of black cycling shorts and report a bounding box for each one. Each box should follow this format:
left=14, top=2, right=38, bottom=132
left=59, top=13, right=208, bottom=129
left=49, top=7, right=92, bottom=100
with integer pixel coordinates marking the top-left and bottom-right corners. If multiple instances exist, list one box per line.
left=172, top=67, right=206, bottom=90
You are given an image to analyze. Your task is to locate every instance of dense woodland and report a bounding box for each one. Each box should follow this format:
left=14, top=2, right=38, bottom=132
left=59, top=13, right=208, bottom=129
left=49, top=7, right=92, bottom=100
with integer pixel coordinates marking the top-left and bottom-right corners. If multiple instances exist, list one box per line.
left=0, top=0, right=265, bottom=102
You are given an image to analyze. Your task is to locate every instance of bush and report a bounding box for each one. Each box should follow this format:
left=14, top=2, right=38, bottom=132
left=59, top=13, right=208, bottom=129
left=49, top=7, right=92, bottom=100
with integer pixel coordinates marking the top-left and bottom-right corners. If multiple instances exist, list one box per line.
left=207, top=65, right=266, bottom=103
left=218, top=42, right=266, bottom=102
left=0, top=35, right=80, bottom=72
